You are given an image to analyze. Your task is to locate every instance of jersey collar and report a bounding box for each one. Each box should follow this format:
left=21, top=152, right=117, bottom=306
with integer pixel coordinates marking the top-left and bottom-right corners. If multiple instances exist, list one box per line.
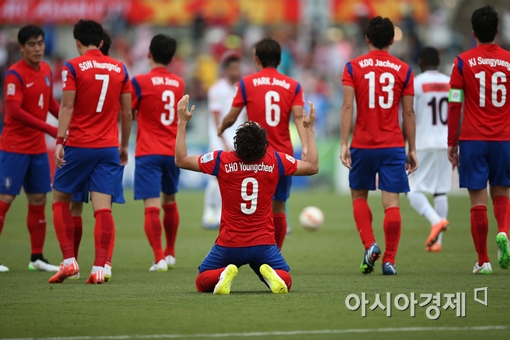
left=368, top=49, right=390, bottom=57
left=21, top=57, right=41, bottom=71
left=150, top=66, right=169, bottom=74
left=260, top=67, right=280, bottom=74
left=84, top=49, right=103, bottom=57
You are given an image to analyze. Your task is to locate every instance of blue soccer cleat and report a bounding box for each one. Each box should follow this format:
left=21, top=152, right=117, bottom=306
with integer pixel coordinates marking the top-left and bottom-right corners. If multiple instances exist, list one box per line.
left=360, top=243, right=381, bottom=274
left=382, top=262, right=398, bottom=275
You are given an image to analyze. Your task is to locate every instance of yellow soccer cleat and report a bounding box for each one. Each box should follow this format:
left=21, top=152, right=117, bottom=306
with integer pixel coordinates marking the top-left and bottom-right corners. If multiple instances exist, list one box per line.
left=213, top=264, right=238, bottom=295
left=260, top=264, right=288, bottom=294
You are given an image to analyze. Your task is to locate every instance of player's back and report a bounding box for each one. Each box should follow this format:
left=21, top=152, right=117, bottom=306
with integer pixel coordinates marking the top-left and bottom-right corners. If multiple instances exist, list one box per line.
left=452, top=44, right=510, bottom=141
left=63, top=49, right=130, bottom=148
left=233, top=68, right=303, bottom=155
left=132, top=67, right=184, bottom=157
left=343, top=50, right=414, bottom=148
left=414, top=71, right=450, bottom=150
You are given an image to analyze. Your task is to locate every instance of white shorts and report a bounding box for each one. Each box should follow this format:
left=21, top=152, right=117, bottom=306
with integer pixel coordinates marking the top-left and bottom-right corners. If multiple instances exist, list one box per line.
left=409, top=149, right=452, bottom=194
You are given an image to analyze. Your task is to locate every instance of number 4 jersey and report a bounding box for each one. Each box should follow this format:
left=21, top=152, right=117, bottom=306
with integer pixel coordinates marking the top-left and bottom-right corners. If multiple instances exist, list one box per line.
left=131, top=67, right=185, bottom=157
left=198, top=150, right=298, bottom=247
left=232, top=67, right=304, bottom=156
left=62, top=49, right=131, bottom=148
left=449, top=44, right=510, bottom=143
left=413, top=70, right=450, bottom=150
left=342, top=50, right=414, bottom=149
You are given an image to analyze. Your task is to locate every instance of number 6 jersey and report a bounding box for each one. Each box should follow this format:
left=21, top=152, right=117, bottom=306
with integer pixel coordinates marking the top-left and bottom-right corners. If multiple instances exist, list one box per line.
left=62, top=49, right=131, bottom=148
left=198, top=150, right=298, bottom=247
left=131, top=67, right=185, bottom=157
left=342, top=50, right=414, bottom=149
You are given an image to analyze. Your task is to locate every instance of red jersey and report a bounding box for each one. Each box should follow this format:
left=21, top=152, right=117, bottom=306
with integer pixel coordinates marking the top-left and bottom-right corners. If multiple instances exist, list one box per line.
left=62, top=49, right=131, bottom=148
left=1, top=59, right=54, bottom=154
left=232, top=67, right=304, bottom=155
left=449, top=44, right=510, bottom=142
left=131, top=67, right=185, bottom=157
left=342, top=50, right=414, bottom=148
left=198, top=150, right=298, bottom=247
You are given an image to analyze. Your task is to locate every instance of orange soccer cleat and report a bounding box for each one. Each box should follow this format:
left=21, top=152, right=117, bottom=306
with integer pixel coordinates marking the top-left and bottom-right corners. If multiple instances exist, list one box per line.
left=426, top=219, right=449, bottom=248
left=426, top=243, right=442, bottom=252
left=86, top=270, right=104, bottom=284
left=48, top=261, right=79, bottom=283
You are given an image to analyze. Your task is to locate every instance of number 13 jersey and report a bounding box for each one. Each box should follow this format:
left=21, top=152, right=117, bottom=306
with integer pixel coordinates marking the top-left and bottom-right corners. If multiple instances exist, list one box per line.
left=342, top=50, right=414, bottom=149
left=232, top=67, right=304, bottom=156
left=62, top=49, right=131, bottom=148
left=131, top=67, right=185, bottom=157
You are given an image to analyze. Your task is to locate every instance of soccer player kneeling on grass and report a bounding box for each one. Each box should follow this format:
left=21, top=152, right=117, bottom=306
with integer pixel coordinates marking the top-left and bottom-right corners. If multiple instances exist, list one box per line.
left=175, top=95, right=318, bottom=294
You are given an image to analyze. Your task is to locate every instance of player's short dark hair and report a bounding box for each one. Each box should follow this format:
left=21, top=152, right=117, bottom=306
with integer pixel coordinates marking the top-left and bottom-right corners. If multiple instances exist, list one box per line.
left=234, top=122, right=269, bottom=163
left=150, top=34, right=177, bottom=65
left=366, top=16, right=394, bottom=49
left=471, top=5, right=498, bottom=43
left=99, top=30, right=112, bottom=56
left=418, top=47, right=440, bottom=67
left=18, top=25, right=44, bottom=45
left=223, top=54, right=241, bottom=68
left=73, top=19, right=103, bottom=47
left=255, top=38, right=281, bottom=68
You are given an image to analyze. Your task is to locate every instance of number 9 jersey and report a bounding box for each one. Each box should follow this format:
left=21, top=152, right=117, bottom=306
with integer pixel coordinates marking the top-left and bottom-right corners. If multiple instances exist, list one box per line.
left=342, top=50, right=414, bottom=149
left=131, top=67, right=185, bottom=157
left=62, top=49, right=131, bottom=148
left=231, top=68, right=304, bottom=156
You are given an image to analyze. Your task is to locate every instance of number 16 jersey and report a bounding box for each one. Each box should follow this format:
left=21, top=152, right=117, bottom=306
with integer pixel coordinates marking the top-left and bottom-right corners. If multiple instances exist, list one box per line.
left=342, top=50, right=414, bottom=149
left=232, top=67, right=304, bottom=156
left=131, top=67, right=185, bottom=157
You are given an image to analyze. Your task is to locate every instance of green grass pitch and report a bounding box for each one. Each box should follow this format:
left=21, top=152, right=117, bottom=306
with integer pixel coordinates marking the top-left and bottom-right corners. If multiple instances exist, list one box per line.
left=0, top=191, right=509, bottom=340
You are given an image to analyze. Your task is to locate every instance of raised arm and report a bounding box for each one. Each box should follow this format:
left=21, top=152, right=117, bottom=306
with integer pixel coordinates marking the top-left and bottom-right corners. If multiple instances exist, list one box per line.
left=402, top=95, right=418, bottom=174
left=294, top=102, right=319, bottom=176
left=292, top=105, right=307, bottom=160
left=175, top=94, right=200, bottom=171
left=339, top=85, right=355, bottom=169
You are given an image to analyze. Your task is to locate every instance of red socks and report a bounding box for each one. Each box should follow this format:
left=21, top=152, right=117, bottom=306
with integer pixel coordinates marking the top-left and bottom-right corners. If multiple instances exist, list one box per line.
left=471, top=206, right=490, bottom=265
left=107, top=221, right=116, bottom=263
left=275, top=269, right=292, bottom=291
left=93, top=208, right=114, bottom=267
left=162, top=203, right=179, bottom=257
left=27, top=204, right=46, bottom=255
left=382, top=207, right=401, bottom=265
left=0, top=201, right=10, bottom=235
left=353, top=198, right=375, bottom=249
left=195, top=267, right=225, bottom=292
left=273, top=213, right=287, bottom=250
left=493, top=196, right=510, bottom=236
left=72, top=216, right=83, bottom=260
left=144, top=207, right=165, bottom=262
left=52, top=202, right=75, bottom=259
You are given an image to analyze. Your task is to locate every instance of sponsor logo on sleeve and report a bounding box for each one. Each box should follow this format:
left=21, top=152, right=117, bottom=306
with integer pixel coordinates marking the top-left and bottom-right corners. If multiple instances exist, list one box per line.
left=45, top=76, right=50, bottom=87
left=200, top=152, right=215, bottom=164
left=448, top=89, right=464, bottom=103
left=286, top=154, right=296, bottom=164
left=7, top=83, right=15, bottom=95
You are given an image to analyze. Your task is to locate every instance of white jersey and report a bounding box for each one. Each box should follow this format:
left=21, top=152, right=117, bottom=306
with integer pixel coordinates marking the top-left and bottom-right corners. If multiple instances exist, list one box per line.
left=207, top=78, right=246, bottom=151
left=413, top=70, right=450, bottom=150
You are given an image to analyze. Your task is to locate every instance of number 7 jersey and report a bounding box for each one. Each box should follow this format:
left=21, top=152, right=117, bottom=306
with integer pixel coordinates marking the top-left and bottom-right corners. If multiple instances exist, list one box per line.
left=131, top=67, right=185, bottom=156
left=342, top=50, right=414, bottom=148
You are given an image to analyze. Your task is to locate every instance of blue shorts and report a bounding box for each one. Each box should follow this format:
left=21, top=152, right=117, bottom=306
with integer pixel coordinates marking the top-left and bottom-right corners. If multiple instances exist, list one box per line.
left=349, top=147, right=409, bottom=193
left=459, top=141, right=510, bottom=190
left=274, top=176, right=292, bottom=201
left=54, top=146, right=121, bottom=196
left=72, top=166, right=125, bottom=204
left=198, top=244, right=290, bottom=279
left=0, top=151, right=51, bottom=195
left=134, top=155, right=179, bottom=200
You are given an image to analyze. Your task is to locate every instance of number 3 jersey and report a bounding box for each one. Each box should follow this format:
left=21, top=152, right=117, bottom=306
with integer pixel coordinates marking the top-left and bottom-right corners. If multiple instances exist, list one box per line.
left=62, top=49, right=131, bottom=148
left=131, top=67, right=185, bottom=157
left=198, top=150, right=298, bottom=247
left=342, top=50, right=414, bottom=149
left=232, top=67, right=304, bottom=156
left=413, top=71, right=450, bottom=150
left=449, top=44, right=510, bottom=142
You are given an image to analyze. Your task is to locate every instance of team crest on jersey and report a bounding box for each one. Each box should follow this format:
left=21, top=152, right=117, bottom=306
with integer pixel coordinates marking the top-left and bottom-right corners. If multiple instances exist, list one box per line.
left=45, top=76, right=50, bottom=87
left=7, top=83, right=15, bottom=95
left=286, top=154, right=296, bottom=164
left=200, top=152, right=214, bottom=164
left=3, top=177, right=12, bottom=190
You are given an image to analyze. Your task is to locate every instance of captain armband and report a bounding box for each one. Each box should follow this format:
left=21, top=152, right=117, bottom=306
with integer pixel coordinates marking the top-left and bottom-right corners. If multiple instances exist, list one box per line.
left=448, top=89, right=464, bottom=103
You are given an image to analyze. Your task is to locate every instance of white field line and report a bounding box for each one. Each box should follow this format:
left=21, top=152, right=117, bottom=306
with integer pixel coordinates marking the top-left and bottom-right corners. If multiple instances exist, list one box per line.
left=1, top=326, right=509, bottom=340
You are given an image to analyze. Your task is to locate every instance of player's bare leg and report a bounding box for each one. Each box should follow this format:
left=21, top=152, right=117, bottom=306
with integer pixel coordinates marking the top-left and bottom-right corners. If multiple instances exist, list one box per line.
left=468, top=188, right=492, bottom=274
left=489, top=185, right=510, bottom=269
left=0, top=194, right=15, bottom=272
left=143, top=197, right=167, bottom=272
left=162, top=193, right=179, bottom=268
left=272, top=200, right=287, bottom=250
left=381, top=191, right=401, bottom=275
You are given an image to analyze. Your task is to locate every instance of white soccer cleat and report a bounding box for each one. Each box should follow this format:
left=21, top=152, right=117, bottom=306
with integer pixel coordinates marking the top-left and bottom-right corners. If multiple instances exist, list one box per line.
left=104, top=262, right=112, bottom=282
left=28, top=259, right=60, bottom=272
left=149, top=259, right=168, bottom=272
left=0, top=264, right=9, bottom=273
left=165, top=255, right=176, bottom=269
left=473, top=262, right=492, bottom=274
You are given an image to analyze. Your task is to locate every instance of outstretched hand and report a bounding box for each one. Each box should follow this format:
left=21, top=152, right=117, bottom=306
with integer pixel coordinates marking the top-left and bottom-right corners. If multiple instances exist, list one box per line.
left=177, top=94, right=195, bottom=123
left=303, top=101, right=316, bottom=129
